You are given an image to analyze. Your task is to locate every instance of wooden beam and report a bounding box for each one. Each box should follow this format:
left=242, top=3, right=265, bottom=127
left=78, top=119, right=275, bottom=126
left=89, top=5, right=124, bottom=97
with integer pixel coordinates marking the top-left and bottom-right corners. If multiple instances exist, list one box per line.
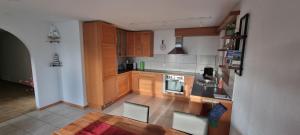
left=175, top=26, right=219, bottom=37
left=218, top=11, right=241, bottom=31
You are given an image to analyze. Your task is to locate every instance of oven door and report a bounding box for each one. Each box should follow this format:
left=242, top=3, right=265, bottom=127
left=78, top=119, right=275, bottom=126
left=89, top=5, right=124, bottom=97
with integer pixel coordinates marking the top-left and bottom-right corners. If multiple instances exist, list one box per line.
left=165, top=79, right=184, bottom=94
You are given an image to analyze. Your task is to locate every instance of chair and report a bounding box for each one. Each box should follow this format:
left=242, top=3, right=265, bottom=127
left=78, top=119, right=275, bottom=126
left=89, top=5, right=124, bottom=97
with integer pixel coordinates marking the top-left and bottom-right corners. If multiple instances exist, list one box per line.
left=123, top=102, right=150, bottom=123
left=172, top=111, right=208, bottom=135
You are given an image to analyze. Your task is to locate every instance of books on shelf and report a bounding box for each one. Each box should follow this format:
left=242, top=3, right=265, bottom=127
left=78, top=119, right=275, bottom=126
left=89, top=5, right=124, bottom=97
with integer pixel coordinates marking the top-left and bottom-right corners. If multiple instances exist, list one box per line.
left=225, top=50, right=241, bottom=67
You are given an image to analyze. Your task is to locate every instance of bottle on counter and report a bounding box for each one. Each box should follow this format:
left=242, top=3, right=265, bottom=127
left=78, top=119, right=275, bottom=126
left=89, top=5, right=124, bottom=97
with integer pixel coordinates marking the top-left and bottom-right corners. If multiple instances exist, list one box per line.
left=218, top=77, right=223, bottom=89
left=133, top=62, right=137, bottom=70
left=139, top=61, right=145, bottom=70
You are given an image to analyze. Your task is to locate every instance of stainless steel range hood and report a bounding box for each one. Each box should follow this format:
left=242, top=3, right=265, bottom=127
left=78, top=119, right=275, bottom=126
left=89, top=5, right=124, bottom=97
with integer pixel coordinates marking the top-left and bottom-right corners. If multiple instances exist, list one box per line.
left=168, top=36, right=187, bottom=54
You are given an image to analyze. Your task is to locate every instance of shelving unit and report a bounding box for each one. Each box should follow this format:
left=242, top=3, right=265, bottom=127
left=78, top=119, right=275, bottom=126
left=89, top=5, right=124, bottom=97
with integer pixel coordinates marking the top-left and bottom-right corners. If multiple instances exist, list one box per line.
left=218, top=12, right=249, bottom=77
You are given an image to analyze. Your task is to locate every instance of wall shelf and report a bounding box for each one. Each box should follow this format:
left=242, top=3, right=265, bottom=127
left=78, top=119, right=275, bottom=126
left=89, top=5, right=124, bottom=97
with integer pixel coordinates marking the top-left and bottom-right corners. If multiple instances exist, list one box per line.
left=218, top=11, right=241, bottom=31
left=222, top=35, right=247, bottom=39
left=218, top=13, right=249, bottom=77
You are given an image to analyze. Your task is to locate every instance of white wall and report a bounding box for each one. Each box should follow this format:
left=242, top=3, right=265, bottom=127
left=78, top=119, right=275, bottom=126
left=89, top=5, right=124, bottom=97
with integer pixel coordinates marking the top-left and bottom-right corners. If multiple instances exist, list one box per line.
left=230, top=0, right=300, bottom=135
left=56, top=21, right=87, bottom=107
left=0, top=15, right=62, bottom=108
left=135, top=29, right=219, bottom=73
left=0, top=32, right=32, bottom=83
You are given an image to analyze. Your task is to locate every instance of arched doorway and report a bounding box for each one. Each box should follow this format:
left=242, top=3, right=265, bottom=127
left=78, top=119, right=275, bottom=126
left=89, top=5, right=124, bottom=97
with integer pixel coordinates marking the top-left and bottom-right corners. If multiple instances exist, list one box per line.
left=0, top=29, right=36, bottom=123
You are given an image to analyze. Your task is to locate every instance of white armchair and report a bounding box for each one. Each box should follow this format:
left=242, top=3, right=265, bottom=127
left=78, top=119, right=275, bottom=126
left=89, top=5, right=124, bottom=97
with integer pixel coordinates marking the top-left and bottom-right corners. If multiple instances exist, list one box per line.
left=172, top=111, right=208, bottom=135
left=123, top=102, right=150, bottom=123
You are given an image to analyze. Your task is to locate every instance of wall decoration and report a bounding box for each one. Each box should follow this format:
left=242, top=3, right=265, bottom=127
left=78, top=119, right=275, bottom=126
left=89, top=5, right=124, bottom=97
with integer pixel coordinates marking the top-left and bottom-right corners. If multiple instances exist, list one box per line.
left=50, top=53, right=62, bottom=67
left=235, top=13, right=250, bottom=76
left=48, top=24, right=61, bottom=44
left=160, top=40, right=167, bottom=51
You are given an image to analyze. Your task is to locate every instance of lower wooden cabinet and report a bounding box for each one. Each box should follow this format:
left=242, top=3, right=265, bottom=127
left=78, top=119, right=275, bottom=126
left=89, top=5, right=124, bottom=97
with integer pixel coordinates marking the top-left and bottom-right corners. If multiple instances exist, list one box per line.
left=138, top=75, right=155, bottom=96
left=117, top=72, right=130, bottom=97
left=131, top=71, right=140, bottom=92
left=131, top=71, right=163, bottom=96
left=184, top=76, right=195, bottom=97
left=103, top=76, right=117, bottom=105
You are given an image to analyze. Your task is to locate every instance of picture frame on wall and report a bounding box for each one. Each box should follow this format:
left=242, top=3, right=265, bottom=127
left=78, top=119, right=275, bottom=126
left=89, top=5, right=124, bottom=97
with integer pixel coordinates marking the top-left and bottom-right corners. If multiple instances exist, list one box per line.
left=235, top=13, right=249, bottom=76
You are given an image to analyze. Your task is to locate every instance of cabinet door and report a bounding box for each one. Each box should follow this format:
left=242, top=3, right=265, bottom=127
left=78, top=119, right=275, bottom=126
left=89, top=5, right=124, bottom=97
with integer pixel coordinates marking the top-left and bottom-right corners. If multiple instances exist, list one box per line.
left=103, top=76, right=117, bottom=105
left=134, top=32, right=143, bottom=56
left=126, top=32, right=135, bottom=56
left=117, top=30, right=127, bottom=57
left=131, top=71, right=139, bottom=91
left=138, top=72, right=155, bottom=96
left=101, top=23, right=117, bottom=45
left=138, top=77, right=154, bottom=96
left=102, top=46, right=117, bottom=78
left=83, top=22, right=103, bottom=108
left=184, top=76, right=195, bottom=97
left=154, top=73, right=164, bottom=97
left=141, top=32, right=154, bottom=57
left=118, top=72, right=130, bottom=97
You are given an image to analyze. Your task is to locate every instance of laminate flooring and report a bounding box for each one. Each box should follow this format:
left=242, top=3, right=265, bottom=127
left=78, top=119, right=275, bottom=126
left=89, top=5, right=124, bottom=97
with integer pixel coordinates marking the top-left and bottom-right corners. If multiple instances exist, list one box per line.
left=0, top=80, right=35, bottom=123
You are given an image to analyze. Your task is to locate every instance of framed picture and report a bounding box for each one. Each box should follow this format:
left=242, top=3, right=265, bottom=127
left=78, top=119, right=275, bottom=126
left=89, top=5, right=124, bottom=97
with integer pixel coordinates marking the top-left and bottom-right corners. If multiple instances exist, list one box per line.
left=235, top=13, right=249, bottom=76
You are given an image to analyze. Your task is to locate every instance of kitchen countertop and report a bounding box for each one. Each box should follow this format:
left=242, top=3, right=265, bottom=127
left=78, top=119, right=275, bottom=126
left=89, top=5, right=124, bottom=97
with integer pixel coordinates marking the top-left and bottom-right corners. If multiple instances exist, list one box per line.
left=191, top=73, right=232, bottom=101
left=118, top=69, right=196, bottom=76
left=118, top=69, right=231, bottom=100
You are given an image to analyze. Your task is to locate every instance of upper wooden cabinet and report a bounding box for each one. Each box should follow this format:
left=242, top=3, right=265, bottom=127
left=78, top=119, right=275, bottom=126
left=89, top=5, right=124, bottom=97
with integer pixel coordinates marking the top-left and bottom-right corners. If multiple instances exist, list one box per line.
left=117, top=29, right=127, bottom=57
left=134, top=33, right=143, bottom=56
left=140, top=32, right=154, bottom=57
left=125, top=31, right=153, bottom=57
left=102, top=23, right=117, bottom=45
left=83, top=21, right=117, bottom=109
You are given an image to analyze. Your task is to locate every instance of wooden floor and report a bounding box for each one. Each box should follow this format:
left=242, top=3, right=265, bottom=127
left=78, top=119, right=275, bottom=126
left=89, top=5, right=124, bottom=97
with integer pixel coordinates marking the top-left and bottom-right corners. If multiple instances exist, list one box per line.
left=103, top=93, right=202, bottom=128
left=0, top=80, right=35, bottom=123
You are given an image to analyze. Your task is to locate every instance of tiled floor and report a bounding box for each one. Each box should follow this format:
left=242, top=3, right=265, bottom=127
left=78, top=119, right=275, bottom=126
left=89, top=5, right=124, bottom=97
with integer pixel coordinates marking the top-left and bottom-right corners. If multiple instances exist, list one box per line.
left=0, top=103, right=97, bottom=135
left=0, top=93, right=200, bottom=135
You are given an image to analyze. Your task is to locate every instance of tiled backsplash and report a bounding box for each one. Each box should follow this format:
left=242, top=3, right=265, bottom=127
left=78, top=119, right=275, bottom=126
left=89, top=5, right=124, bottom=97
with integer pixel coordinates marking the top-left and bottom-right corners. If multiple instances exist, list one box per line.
left=134, top=54, right=217, bottom=73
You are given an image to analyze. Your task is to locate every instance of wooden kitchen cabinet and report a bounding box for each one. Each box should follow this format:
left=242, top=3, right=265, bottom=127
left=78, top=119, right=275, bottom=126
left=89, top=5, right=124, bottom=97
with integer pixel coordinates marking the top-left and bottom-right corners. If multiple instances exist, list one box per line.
left=131, top=71, right=163, bottom=97
left=126, top=31, right=153, bottom=57
left=103, top=76, right=117, bottom=105
left=126, top=32, right=135, bottom=56
left=140, top=32, right=154, bottom=57
left=117, top=29, right=127, bottom=57
left=184, top=76, right=195, bottom=97
left=117, top=72, right=130, bottom=97
left=154, top=73, right=164, bottom=97
left=190, top=95, right=232, bottom=135
left=102, top=46, right=117, bottom=78
left=102, top=23, right=117, bottom=45
left=138, top=72, right=155, bottom=96
left=131, top=71, right=140, bottom=92
left=83, top=22, right=117, bottom=109
left=134, top=32, right=143, bottom=56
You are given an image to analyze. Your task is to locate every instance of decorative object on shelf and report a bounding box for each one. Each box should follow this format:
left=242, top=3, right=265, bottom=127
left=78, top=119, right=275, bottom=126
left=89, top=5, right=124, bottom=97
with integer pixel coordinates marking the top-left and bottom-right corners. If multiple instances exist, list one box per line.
left=235, top=13, right=250, bottom=76
left=160, top=40, right=167, bottom=51
left=225, top=23, right=236, bottom=36
left=48, top=24, right=61, bottom=44
left=50, top=53, right=62, bottom=67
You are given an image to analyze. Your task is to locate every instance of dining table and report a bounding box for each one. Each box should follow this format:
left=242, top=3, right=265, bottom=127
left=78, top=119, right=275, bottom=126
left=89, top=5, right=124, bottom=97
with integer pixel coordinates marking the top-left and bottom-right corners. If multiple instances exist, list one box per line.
left=52, top=112, right=187, bottom=135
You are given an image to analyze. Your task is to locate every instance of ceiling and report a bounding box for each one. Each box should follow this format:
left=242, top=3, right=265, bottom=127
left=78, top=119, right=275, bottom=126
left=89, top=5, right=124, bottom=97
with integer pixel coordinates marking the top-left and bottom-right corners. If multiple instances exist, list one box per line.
left=0, top=0, right=240, bottom=30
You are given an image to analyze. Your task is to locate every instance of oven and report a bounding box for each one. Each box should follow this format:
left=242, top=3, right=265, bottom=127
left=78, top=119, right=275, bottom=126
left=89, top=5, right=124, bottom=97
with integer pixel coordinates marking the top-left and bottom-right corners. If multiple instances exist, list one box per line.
left=164, top=74, right=185, bottom=94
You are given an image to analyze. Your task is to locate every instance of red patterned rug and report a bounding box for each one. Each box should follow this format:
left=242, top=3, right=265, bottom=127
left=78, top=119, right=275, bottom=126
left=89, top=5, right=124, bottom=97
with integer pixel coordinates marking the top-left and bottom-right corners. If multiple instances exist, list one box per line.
left=76, top=121, right=136, bottom=135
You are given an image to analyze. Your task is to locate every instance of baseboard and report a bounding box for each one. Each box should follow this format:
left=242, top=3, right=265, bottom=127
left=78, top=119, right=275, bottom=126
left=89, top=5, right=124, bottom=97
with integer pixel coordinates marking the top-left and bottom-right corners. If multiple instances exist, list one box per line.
left=62, top=101, right=88, bottom=109
left=38, top=100, right=87, bottom=110
left=39, top=101, right=63, bottom=110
